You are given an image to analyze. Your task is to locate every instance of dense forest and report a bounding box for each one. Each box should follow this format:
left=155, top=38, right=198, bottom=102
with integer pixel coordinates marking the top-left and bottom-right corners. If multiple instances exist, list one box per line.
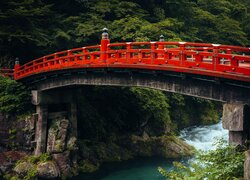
left=0, top=0, right=250, bottom=67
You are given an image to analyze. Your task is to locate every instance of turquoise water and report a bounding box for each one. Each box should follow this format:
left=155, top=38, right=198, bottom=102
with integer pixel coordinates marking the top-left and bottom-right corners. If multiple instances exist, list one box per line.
left=71, top=157, right=175, bottom=180
left=72, top=121, right=228, bottom=180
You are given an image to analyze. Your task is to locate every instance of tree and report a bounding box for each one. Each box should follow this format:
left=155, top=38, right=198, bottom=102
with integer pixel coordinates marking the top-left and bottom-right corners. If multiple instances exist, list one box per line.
left=0, top=76, right=31, bottom=114
left=0, top=0, right=55, bottom=62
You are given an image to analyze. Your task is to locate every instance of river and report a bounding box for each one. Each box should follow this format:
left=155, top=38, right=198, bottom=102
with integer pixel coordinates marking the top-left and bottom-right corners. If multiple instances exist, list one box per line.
left=72, top=121, right=228, bottom=180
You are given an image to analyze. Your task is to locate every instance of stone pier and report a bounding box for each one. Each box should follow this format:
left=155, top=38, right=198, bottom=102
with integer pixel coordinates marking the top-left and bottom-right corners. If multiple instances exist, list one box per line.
left=222, top=103, right=250, bottom=180
left=34, top=105, right=48, bottom=155
left=222, top=103, right=249, bottom=145
left=245, top=150, right=250, bottom=179
left=32, top=89, right=78, bottom=155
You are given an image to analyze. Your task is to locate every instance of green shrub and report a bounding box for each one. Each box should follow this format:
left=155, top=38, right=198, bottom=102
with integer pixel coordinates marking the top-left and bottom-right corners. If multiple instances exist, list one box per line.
left=158, top=139, right=244, bottom=179
left=0, top=77, right=31, bottom=114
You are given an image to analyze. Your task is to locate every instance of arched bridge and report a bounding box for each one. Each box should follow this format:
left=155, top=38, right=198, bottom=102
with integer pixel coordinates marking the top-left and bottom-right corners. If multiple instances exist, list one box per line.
left=3, top=29, right=250, bottom=158
left=12, top=30, right=250, bottom=104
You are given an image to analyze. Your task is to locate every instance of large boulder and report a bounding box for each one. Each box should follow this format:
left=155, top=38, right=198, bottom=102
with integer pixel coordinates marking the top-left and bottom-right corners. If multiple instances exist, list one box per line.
left=14, top=162, right=35, bottom=176
left=0, top=151, right=28, bottom=175
left=128, top=135, right=194, bottom=158
left=52, top=150, right=77, bottom=177
left=37, top=161, right=60, bottom=178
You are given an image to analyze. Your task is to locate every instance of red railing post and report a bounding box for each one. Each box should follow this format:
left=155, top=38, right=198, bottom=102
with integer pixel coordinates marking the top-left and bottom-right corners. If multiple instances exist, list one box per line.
left=179, top=42, right=186, bottom=65
left=212, top=44, right=220, bottom=70
left=126, top=42, right=131, bottom=64
left=14, top=58, right=20, bottom=80
left=158, top=35, right=164, bottom=49
left=151, top=42, right=156, bottom=64
left=158, top=35, right=164, bottom=59
left=100, top=28, right=110, bottom=63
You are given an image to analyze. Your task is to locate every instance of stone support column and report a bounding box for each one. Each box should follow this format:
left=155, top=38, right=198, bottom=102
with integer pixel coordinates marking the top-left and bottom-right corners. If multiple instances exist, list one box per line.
left=34, top=104, right=48, bottom=155
left=245, top=150, right=250, bottom=180
left=69, top=89, right=79, bottom=138
left=69, top=101, right=77, bottom=137
left=222, top=103, right=249, bottom=145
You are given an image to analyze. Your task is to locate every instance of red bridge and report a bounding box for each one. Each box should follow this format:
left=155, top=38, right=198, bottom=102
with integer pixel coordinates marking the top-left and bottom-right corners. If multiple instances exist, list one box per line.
left=5, top=29, right=250, bottom=168
left=13, top=29, right=250, bottom=83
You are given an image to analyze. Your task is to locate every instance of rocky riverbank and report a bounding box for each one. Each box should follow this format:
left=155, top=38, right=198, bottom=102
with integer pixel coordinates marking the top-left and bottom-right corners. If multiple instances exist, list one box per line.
left=0, top=115, right=194, bottom=179
left=0, top=136, right=193, bottom=179
left=77, top=134, right=194, bottom=174
left=0, top=87, right=221, bottom=179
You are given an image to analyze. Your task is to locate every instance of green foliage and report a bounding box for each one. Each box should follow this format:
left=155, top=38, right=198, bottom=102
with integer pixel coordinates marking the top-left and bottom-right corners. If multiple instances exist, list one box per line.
left=77, top=87, right=174, bottom=140
left=167, top=93, right=221, bottom=130
left=1, top=0, right=249, bottom=67
left=0, top=76, right=31, bottom=114
left=13, top=153, right=52, bottom=180
left=158, top=140, right=245, bottom=179
left=77, top=87, right=220, bottom=141
left=128, top=88, right=172, bottom=135
left=16, top=153, right=52, bottom=165
left=0, top=0, right=55, bottom=61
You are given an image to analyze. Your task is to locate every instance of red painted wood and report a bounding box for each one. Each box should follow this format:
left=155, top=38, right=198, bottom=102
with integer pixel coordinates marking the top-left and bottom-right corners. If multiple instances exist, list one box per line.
left=0, top=68, right=14, bottom=78
left=14, top=42, right=250, bottom=82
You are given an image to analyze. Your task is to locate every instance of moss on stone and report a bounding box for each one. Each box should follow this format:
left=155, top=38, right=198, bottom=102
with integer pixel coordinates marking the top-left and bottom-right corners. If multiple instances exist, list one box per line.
left=77, top=134, right=194, bottom=173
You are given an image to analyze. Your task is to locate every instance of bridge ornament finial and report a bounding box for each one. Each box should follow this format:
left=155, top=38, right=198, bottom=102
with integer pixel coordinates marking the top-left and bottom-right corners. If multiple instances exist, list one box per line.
left=159, top=35, right=164, bottom=42
left=14, top=58, right=20, bottom=79
left=100, top=28, right=110, bottom=61
left=15, top=57, right=19, bottom=65
left=212, top=44, right=221, bottom=47
left=102, top=27, right=109, bottom=39
left=179, top=42, right=187, bottom=45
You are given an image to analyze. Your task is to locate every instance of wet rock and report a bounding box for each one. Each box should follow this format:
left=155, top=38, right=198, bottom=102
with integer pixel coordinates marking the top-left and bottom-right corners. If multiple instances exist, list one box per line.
left=0, top=151, right=28, bottom=174
left=78, top=135, right=193, bottom=174
left=156, top=136, right=194, bottom=158
left=37, top=161, right=60, bottom=178
left=14, top=162, right=35, bottom=175
left=128, top=135, right=194, bottom=158
left=53, top=151, right=72, bottom=177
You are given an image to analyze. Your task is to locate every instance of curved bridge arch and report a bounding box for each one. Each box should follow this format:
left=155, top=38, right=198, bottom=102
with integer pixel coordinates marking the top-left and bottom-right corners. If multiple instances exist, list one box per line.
left=14, top=39, right=250, bottom=104
left=31, top=68, right=250, bottom=104
left=12, top=36, right=250, bottom=156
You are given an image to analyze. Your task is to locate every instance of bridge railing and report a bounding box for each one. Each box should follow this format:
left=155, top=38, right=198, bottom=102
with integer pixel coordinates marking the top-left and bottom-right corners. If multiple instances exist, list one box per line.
left=14, top=34, right=250, bottom=82
left=0, top=68, right=14, bottom=78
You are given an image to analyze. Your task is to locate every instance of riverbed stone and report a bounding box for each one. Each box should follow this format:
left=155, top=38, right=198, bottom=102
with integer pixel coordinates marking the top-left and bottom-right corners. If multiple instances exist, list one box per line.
left=0, top=151, right=28, bottom=175
left=52, top=151, right=72, bottom=177
left=125, top=135, right=194, bottom=158
left=14, top=162, right=35, bottom=175
left=37, top=161, right=60, bottom=178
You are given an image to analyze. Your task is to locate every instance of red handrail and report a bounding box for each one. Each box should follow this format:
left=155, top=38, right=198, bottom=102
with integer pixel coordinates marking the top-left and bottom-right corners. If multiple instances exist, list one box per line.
left=14, top=42, right=250, bottom=82
left=0, top=68, right=14, bottom=78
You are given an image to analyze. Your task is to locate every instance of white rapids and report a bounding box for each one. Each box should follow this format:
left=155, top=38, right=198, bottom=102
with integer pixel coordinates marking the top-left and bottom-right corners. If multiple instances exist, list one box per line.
left=180, top=121, right=228, bottom=151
